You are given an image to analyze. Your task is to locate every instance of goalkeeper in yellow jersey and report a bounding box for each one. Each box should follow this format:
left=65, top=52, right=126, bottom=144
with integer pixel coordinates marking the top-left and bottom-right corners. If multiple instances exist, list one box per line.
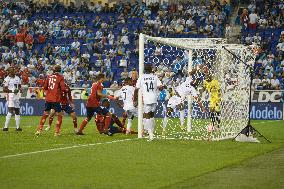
left=203, top=74, right=221, bottom=136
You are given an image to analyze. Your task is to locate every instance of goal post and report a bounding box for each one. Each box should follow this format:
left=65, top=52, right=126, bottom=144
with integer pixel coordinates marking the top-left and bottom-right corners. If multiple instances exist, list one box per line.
left=138, top=33, right=254, bottom=140
left=187, top=49, right=193, bottom=132
left=138, top=33, right=144, bottom=138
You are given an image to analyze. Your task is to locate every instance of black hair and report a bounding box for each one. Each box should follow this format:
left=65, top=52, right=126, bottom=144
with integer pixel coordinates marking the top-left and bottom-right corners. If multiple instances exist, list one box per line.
left=144, top=64, right=153, bottom=74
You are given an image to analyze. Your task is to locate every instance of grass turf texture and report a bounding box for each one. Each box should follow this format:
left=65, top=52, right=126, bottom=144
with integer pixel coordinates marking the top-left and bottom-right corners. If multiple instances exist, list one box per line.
left=0, top=116, right=283, bottom=189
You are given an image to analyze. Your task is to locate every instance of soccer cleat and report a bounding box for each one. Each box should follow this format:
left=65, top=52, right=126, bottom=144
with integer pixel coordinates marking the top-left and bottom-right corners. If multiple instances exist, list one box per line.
left=45, top=126, right=51, bottom=131
left=2, top=128, right=8, bottom=132
left=16, top=128, right=22, bottom=131
left=76, top=131, right=85, bottom=135
left=104, top=131, right=113, bottom=136
left=54, top=132, right=61, bottom=137
left=125, top=130, right=130, bottom=135
left=180, top=126, right=186, bottom=131
left=74, top=128, right=79, bottom=133
left=35, top=130, right=41, bottom=136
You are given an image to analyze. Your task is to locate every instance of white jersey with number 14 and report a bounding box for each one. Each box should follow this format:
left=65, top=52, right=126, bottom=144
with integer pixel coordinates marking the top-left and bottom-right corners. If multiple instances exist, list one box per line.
left=136, top=73, right=162, bottom=104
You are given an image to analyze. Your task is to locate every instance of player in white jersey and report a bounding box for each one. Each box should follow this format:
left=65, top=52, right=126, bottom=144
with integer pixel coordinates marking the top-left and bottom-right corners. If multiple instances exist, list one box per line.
left=114, top=77, right=137, bottom=134
left=3, top=67, right=22, bottom=131
left=163, top=72, right=205, bottom=132
left=135, top=64, right=163, bottom=141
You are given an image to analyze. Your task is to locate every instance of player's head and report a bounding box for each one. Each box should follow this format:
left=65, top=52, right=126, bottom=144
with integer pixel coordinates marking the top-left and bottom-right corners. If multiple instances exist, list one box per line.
left=7, top=67, right=15, bottom=77
left=124, top=77, right=132, bottom=86
left=101, top=98, right=110, bottom=108
left=53, top=65, right=61, bottom=73
left=97, top=73, right=106, bottom=82
left=144, top=64, right=153, bottom=74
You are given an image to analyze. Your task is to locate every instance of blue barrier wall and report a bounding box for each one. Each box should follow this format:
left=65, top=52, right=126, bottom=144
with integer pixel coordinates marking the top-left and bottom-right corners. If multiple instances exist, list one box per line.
left=0, top=99, right=283, bottom=120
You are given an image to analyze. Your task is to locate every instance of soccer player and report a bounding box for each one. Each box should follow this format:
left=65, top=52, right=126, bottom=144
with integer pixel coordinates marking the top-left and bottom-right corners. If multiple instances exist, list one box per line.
left=35, top=65, right=66, bottom=136
left=3, top=67, right=22, bottom=131
left=77, top=73, right=114, bottom=135
left=163, top=73, right=205, bottom=132
left=114, top=77, right=137, bottom=134
left=95, top=99, right=137, bottom=135
left=203, top=74, right=221, bottom=140
left=46, top=83, right=78, bottom=133
left=135, top=64, right=163, bottom=141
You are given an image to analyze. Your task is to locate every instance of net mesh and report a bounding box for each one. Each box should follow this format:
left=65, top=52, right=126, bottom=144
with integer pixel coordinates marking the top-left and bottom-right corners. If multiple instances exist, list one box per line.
left=141, top=35, right=253, bottom=140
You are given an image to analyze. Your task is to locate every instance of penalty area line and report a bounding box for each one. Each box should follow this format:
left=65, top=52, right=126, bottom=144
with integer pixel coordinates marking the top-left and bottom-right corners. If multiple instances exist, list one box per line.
left=0, top=138, right=138, bottom=160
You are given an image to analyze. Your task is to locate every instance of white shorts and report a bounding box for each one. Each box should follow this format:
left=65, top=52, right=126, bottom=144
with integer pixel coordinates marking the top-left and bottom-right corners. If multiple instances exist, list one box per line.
left=17, top=42, right=24, bottom=48
left=143, top=103, right=157, bottom=113
left=125, top=108, right=137, bottom=118
left=167, top=95, right=183, bottom=109
left=6, top=93, right=20, bottom=108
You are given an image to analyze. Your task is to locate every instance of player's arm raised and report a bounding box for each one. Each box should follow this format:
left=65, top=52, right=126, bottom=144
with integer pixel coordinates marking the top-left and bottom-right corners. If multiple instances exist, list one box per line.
left=192, top=87, right=206, bottom=113
left=157, top=77, right=163, bottom=91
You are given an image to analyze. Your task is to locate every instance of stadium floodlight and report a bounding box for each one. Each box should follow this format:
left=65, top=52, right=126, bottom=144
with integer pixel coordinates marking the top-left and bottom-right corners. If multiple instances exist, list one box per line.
left=138, top=33, right=258, bottom=141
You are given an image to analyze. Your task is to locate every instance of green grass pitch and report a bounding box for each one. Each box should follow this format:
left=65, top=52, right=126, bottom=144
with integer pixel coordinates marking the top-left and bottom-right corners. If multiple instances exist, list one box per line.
left=0, top=116, right=284, bottom=189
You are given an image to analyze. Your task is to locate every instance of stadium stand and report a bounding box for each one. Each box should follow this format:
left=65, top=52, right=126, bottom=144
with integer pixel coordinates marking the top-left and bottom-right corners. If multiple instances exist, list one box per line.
left=238, top=0, right=284, bottom=90
left=0, top=0, right=282, bottom=91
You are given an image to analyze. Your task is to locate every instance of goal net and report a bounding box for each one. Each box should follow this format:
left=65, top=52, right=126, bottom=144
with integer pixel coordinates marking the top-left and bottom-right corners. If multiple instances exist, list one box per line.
left=138, top=34, right=255, bottom=141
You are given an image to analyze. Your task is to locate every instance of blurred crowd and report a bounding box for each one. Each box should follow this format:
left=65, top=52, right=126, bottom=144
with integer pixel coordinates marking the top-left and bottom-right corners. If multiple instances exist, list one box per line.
left=236, top=0, right=284, bottom=90
left=0, top=0, right=282, bottom=94
left=0, top=0, right=231, bottom=91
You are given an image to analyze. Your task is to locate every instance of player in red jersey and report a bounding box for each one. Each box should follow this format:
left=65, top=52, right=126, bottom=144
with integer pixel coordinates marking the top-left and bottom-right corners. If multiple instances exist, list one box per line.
left=35, top=65, right=66, bottom=136
left=77, top=73, right=115, bottom=135
left=46, top=83, right=78, bottom=133
left=95, top=99, right=137, bottom=135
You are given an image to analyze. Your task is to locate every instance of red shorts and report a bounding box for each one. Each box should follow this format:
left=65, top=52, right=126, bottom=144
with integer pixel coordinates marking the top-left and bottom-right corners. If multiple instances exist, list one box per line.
left=249, top=23, right=257, bottom=29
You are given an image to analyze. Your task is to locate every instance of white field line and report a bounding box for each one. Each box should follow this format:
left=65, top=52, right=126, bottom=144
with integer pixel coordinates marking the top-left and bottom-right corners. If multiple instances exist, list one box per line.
left=0, top=138, right=138, bottom=160
left=253, top=120, right=281, bottom=125
left=0, top=120, right=281, bottom=159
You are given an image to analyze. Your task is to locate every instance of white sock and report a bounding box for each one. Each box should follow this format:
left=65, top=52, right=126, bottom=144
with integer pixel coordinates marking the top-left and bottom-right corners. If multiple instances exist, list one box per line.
left=151, top=118, right=155, bottom=130
left=143, top=118, right=147, bottom=131
left=15, top=115, right=20, bottom=129
left=180, top=110, right=185, bottom=127
left=163, top=116, right=168, bottom=130
left=127, top=119, right=132, bottom=132
left=4, top=112, right=12, bottom=128
left=147, top=119, right=154, bottom=140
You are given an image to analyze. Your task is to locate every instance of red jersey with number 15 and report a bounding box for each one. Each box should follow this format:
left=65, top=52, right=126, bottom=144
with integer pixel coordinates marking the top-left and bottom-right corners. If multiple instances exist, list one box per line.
left=61, top=84, right=73, bottom=105
left=86, top=82, right=103, bottom=107
left=44, top=73, right=66, bottom=103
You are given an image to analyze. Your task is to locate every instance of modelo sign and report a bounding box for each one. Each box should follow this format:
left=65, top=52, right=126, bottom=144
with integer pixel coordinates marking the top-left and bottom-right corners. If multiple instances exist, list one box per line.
left=0, top=99, right=283, bottom=120
left=250, top=103, right=283, bottom=120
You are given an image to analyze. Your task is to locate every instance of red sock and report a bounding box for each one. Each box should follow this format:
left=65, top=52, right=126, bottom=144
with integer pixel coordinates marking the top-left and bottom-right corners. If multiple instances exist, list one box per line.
left=38, top=113, right=48, bottom=131
left=55, top=115, right=63, bottom=134
left=79, top=118, right=89, bottom=132
left=73, top=117, right=77, bottom=128
left=49, top=116, right=54, bottom=127
left=122, top=112, right=127, bottom=126
left=103, top=115, right=112, bottom=133
left=113, top=115, right=123, bottom=128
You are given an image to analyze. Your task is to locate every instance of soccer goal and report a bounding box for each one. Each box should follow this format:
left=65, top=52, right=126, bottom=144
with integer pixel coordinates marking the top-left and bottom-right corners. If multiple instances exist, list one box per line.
left=138, top=33, right=256, bottom=141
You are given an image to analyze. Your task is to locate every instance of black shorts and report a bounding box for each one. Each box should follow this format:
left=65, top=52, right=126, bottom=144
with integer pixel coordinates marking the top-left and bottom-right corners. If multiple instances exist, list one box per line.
left=86, top=106, right=109, bottom=118
left=61, top=104, right=75, bottom=114
left=45, top=102, right=61, bottom=113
